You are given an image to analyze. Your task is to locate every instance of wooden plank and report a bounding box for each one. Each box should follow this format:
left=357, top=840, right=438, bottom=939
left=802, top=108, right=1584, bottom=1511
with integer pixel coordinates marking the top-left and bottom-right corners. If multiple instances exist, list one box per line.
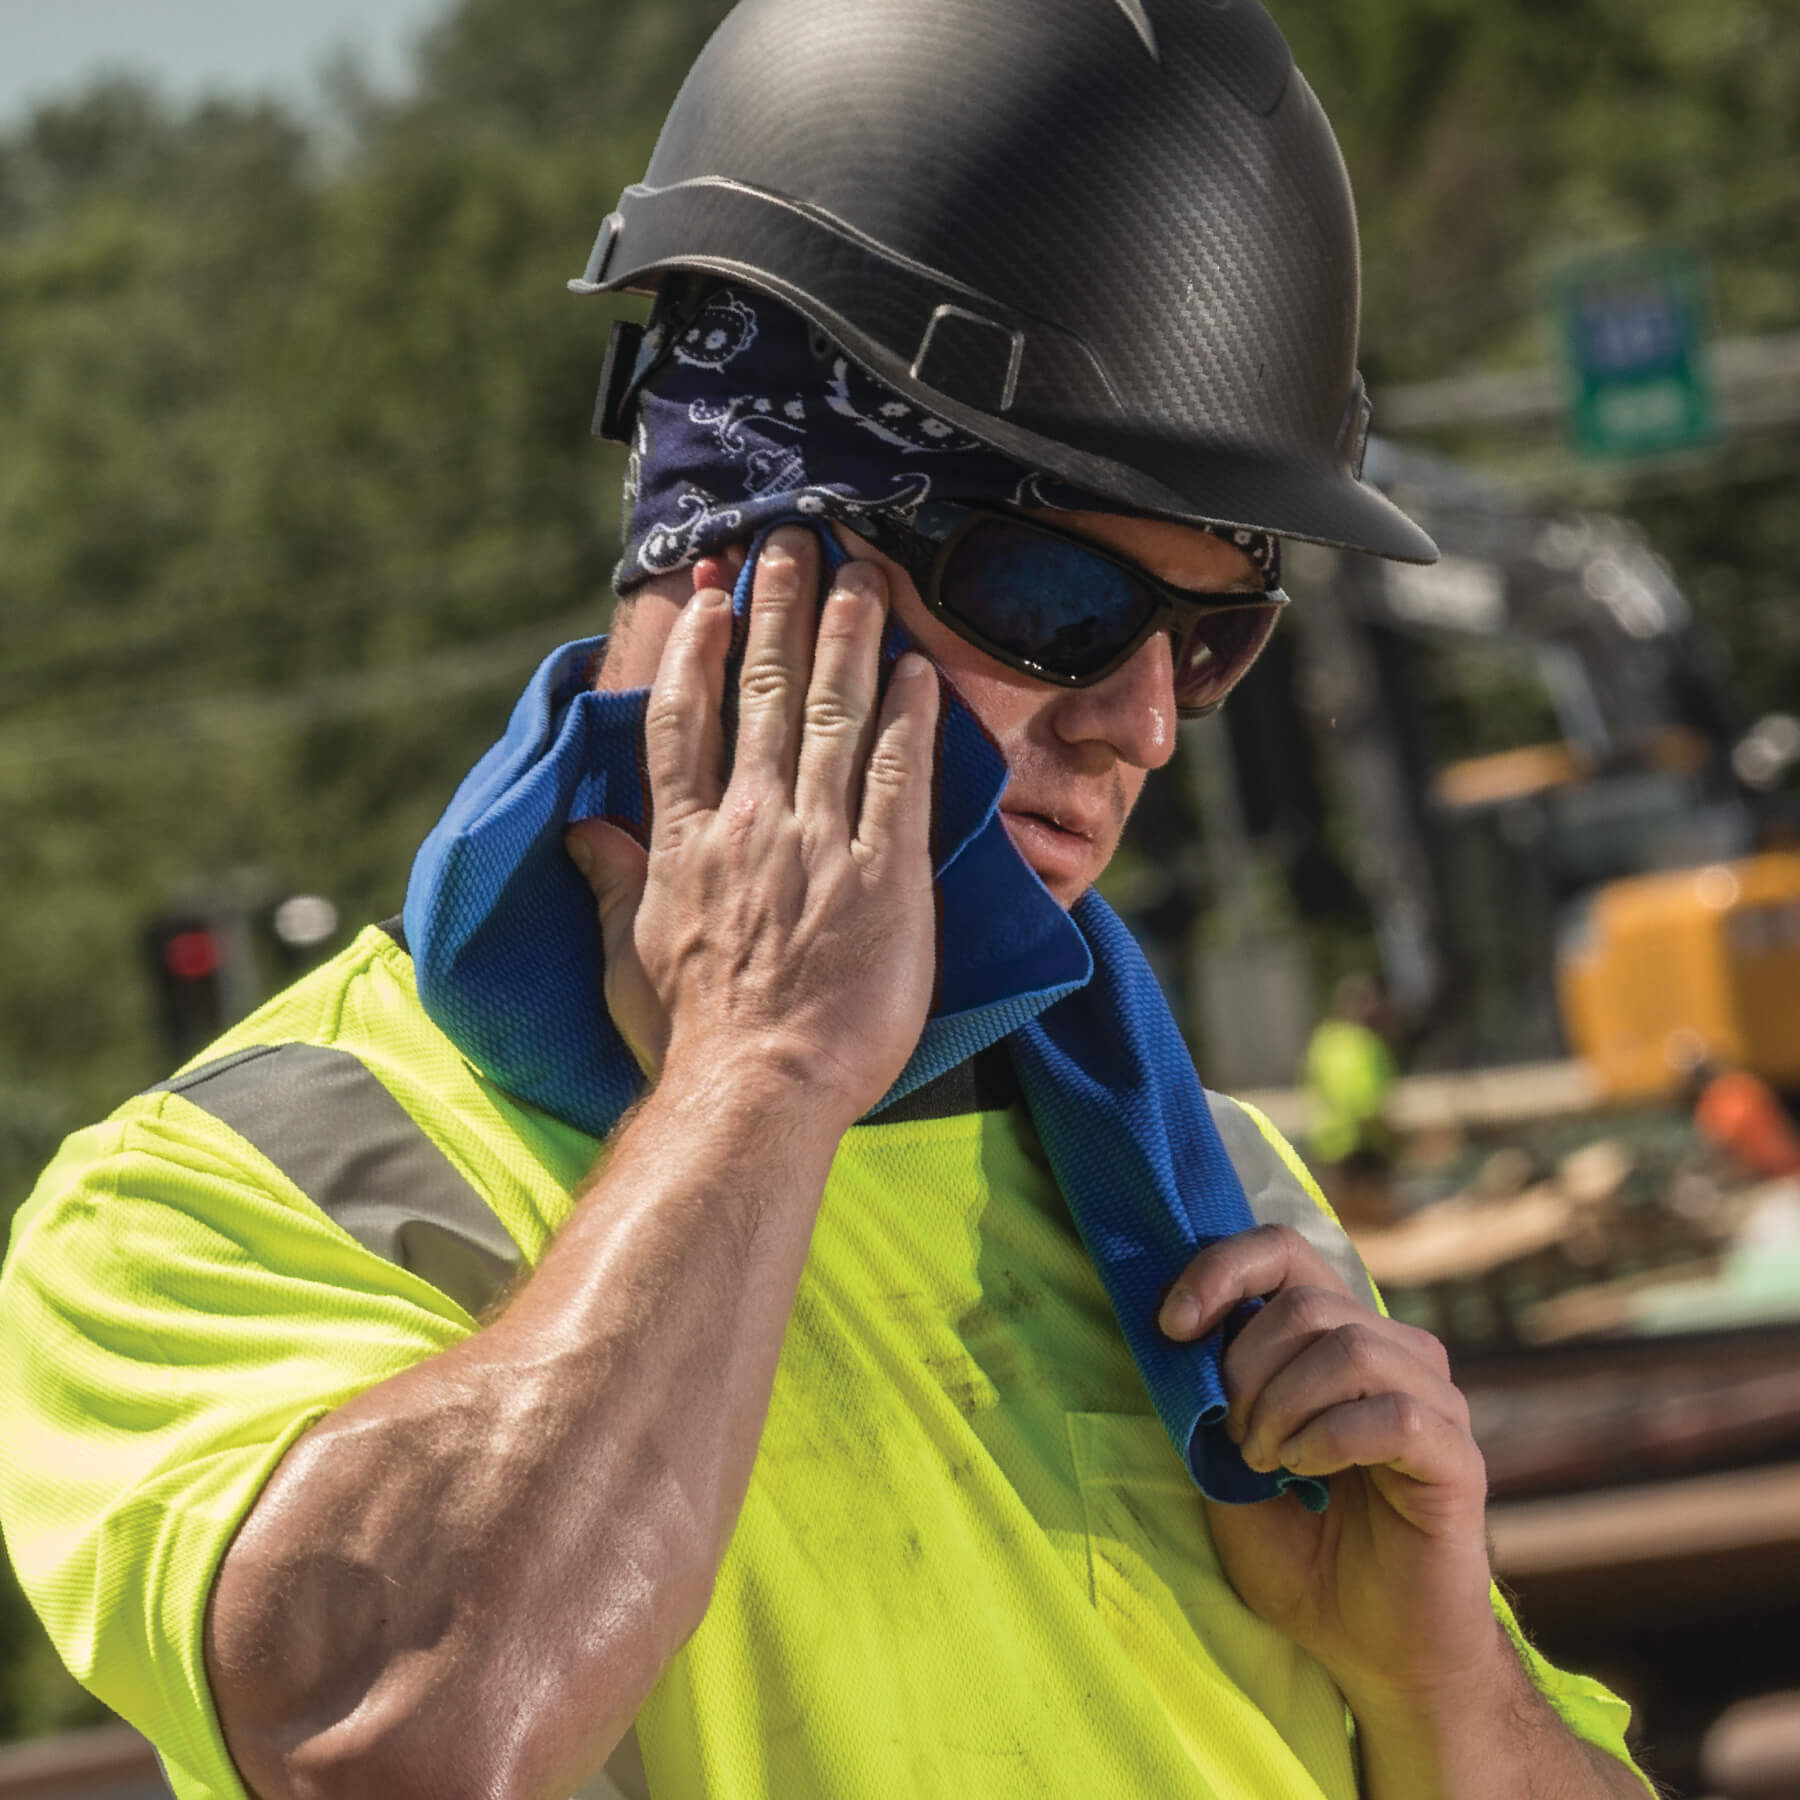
left=1492, top=1461, right=1800, bottom=1578
left=1235, top=1058, right=1603, bottom=1142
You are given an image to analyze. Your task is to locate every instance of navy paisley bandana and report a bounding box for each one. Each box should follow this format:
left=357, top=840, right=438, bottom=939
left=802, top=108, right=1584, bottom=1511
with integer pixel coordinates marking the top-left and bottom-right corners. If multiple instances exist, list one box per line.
left=614, top=284, right=1280, bottom=593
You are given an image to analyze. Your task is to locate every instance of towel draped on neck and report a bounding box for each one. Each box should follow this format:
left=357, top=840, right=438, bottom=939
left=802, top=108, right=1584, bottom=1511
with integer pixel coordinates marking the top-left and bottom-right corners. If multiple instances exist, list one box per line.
left=404, top=522, right=1326, bottom=1512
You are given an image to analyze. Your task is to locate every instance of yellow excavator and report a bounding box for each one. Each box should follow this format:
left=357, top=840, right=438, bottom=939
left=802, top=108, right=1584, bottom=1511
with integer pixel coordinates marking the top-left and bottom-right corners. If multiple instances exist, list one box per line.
left=1165, top=437, right=1800, bottom=1099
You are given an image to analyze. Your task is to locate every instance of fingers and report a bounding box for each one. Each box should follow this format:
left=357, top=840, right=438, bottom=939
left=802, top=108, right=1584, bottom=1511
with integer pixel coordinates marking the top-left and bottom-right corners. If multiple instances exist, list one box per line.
left=732, top=529, right=820, bottom=787
left=853, top=653, right=939, bottom=876
left=1226, top=1306, right=1468, bottom=1475
left=1271, top=1391, right=1481, bottom=1496
left=794, top=561, right=890, bottom=834
left=693, top=545, right=747, bottom=596
left=1158, top=1223, right=1352, bottom=1341
left=563, top=820, right=667, bottom=1076
left=1159, top=1223, right=1473, bottom=1494
left=563, top=820, right=649, bottom=971
left=642, top=583, right=733, bottom=843
left=1223, top=1283, right=1453, bottom=1421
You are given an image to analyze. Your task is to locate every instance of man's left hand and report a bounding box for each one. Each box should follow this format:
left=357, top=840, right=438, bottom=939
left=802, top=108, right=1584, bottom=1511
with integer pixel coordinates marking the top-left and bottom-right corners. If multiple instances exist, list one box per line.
left=1159, top=1225, right=1503, bottom=1713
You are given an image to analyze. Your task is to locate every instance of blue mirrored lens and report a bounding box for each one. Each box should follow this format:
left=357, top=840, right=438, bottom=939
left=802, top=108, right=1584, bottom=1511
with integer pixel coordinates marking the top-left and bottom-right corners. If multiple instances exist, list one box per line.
left=939, top=521, right=1155, bottom=677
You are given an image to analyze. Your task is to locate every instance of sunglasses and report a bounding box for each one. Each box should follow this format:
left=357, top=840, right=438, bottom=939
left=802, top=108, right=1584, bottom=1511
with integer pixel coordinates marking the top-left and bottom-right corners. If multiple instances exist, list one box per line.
left=847, top=502, right=1288, bottom=717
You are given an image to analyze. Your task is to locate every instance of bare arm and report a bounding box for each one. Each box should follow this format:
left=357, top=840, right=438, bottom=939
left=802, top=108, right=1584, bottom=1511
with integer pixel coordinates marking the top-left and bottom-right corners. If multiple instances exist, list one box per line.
left=204, top=531, right=940, bottom=1800
left=1349, top=1639, right=1652, bottom=1799
left=1164, top=1228, right=1652, bottom=1799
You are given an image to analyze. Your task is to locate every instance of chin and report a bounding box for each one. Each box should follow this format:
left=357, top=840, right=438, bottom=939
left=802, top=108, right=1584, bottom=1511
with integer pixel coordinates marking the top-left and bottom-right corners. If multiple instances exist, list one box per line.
left=1027, top=856, right=1100, bottom=912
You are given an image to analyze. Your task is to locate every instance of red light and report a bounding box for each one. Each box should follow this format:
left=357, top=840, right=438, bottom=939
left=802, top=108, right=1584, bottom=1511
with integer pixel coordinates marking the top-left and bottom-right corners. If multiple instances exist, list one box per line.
left=164, top=930, right=220, bottom=981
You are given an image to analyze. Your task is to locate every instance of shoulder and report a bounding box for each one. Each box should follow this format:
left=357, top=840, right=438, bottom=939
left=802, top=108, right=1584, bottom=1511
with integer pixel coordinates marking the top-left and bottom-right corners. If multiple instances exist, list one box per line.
left=1207, top=1090, right=1379, bottom=1308
left=5, top=924, right=561, bottom=1326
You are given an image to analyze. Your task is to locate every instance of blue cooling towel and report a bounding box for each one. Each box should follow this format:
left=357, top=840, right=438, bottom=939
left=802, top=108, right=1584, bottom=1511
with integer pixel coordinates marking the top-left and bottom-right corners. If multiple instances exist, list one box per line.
left=405, top=526, right=1326, bottom=1511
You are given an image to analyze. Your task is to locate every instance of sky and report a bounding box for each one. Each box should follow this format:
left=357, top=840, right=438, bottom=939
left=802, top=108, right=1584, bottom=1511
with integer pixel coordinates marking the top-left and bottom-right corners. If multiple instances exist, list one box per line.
left=0, top=0, right=454, bottom=126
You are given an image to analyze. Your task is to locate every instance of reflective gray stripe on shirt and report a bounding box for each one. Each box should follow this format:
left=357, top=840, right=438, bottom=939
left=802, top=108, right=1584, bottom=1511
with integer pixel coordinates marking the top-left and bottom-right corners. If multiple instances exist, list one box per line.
left=1207, top=1091, right=1379, bottom=1308
left=149, top=1042, right=645, bottom=1793
left=150, top=1044, right=523, bottom=1318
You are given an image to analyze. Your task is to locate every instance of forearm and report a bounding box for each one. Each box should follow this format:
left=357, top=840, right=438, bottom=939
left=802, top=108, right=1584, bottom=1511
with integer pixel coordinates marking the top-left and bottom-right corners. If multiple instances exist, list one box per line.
left=206, top=1052, right=847, bottom=1800
left=1346, top=1623, right=1650, bottom=1800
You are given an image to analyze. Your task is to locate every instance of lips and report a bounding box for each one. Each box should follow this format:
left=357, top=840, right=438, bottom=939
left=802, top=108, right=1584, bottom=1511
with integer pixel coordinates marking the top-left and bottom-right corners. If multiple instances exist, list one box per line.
left=999, top=805, right=1100, bottom=899
left=1002, top=806, right=1093, bottom=843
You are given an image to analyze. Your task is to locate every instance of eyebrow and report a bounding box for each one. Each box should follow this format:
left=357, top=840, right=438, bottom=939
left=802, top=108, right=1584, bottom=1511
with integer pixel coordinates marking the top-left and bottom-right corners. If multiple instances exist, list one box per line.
left=1159, top=569, right=1271, bottom=599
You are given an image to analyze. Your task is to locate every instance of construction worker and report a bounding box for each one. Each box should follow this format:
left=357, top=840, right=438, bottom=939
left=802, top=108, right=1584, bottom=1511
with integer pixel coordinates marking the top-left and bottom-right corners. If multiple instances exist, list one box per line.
left=1689, top=1056, right=1800, bottom=1183
left=0, top=3, right=1649, bottom=1796
left=1305, top=972, right=1401, bottom=1228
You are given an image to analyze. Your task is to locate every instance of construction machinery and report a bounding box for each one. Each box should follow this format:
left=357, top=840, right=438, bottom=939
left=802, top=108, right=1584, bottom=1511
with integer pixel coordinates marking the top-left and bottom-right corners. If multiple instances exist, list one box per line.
left=1143, top=436, right=1800, bottom=1096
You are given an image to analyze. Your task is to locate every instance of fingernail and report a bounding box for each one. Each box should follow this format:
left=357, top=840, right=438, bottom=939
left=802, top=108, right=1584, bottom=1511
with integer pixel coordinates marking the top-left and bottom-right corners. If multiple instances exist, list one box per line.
left=1277, top=1438, right=1305, bottom=1470
left=697, top=583, right=730, bottom=608
left=893, top=652, right=930, bottom=681
left=759, top=541, right=794, bottom=569
left=564, top=833, right=594, bottom=878
left=1160, top=1291, right=1202, bottom=1339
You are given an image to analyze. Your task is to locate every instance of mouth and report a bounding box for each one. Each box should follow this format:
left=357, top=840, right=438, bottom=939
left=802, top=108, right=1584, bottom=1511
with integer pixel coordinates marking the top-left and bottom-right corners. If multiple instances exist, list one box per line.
left=999, top=805, right=1099, bottom=897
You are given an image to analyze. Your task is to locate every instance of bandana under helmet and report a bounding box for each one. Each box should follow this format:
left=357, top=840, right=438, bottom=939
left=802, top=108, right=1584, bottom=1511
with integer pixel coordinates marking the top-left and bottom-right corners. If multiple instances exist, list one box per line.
left=614, top=283, right=1280, bottom=594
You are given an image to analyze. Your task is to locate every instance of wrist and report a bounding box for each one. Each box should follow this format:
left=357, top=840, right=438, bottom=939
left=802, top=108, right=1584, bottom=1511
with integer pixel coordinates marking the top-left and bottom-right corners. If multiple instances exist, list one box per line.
left=646, top=1038, right=862, bottom=1158
left=1338, top=1617, right=1513, bottom=1718
left=658, top=1029, right=879, bottom=1136
left=1340, top=1622, right=1536, bottom=1795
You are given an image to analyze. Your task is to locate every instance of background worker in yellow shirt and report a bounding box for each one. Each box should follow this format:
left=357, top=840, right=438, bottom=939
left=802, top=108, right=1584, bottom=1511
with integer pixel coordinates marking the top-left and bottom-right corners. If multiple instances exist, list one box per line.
left=1305, top=973, right=1401, bottom=1229
left=2, top=2, right=1653, bottom=1796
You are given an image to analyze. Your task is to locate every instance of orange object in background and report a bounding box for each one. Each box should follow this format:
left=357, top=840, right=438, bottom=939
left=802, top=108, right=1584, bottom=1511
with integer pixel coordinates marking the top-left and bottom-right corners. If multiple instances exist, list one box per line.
left=1694, top=1068, right=1800, bottom=1181
left=1559, top=854, right=1800, bottom=1100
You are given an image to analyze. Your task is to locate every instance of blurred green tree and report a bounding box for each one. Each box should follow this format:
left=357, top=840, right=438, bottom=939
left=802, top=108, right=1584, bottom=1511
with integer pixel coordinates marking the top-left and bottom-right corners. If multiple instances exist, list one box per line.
left=0, top=0, right=730, bottom=1734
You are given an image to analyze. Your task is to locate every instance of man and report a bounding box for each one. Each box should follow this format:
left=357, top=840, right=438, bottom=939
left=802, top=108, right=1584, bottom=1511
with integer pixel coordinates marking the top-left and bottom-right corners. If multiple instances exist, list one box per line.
left=1, top=2, right=1651, bottom=1797
left=1304, top=973, right=1400, bottom=1229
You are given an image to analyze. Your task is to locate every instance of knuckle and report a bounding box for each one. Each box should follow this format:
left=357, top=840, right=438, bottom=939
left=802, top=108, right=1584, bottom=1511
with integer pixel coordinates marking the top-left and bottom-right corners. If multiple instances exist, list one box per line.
left=862, top=739, right=914, bottom=791
left=1401, top=1321, right=1452, bottom=1377
left=651, top=800, right=703, bottom=850
left=738, top=658, right=794, bottom=707
left=1333, top=1322, right=1386, bottom=1379
left=721, top=787, right=766, bottom=840
left=803, top=693, right=862, bottom=739
left=1282, top=1286, right=1341, bottom=1337
left=1256, top=1222, right=1305, bottom=1260
left=1386, top=1391, right=1429, bottom=1444
left=644, top=685, right=689, bottom=742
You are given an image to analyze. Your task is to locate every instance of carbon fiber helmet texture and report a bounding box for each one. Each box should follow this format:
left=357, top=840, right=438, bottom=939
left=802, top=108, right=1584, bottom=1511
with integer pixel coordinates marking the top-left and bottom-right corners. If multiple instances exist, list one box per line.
left=572, top=0, right=1437, bottom=564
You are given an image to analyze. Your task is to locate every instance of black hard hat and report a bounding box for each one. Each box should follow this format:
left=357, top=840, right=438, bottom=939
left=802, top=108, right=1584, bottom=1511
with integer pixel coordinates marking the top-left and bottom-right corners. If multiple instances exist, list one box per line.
left=570, top=0, right=1437, bottom=564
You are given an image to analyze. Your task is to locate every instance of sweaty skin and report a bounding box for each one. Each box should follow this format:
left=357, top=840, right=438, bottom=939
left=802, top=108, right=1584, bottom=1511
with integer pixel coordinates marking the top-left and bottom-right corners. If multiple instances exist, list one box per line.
left=203, top=520, right=1643, bottom=1800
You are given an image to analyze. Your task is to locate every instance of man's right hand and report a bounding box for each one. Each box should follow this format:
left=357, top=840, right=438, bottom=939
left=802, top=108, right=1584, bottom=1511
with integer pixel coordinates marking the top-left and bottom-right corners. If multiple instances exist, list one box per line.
left=205, top=530, right=941, bottom=1800
left=565, top=526, right=941, bottom=1127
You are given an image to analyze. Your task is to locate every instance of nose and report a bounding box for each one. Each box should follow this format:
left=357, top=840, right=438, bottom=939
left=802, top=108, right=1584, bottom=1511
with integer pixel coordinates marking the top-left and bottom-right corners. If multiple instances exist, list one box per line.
left=1048, top=629, right=1179, bottom=769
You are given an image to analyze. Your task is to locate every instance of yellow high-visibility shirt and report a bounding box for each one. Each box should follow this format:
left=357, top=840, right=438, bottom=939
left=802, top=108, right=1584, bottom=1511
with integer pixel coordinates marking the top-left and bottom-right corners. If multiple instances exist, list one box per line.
left=0, top=927, right=1646, bottom=1797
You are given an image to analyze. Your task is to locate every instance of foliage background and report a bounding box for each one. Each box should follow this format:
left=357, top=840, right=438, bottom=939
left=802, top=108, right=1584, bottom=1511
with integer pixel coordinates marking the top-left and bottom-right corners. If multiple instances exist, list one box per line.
left=3, top=0, right=1799, bottom=1740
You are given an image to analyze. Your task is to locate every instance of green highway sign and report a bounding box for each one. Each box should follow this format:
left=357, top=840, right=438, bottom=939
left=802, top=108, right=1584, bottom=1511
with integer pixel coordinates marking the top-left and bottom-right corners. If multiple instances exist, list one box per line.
left=1553, top=246, right=1716, bottom=462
